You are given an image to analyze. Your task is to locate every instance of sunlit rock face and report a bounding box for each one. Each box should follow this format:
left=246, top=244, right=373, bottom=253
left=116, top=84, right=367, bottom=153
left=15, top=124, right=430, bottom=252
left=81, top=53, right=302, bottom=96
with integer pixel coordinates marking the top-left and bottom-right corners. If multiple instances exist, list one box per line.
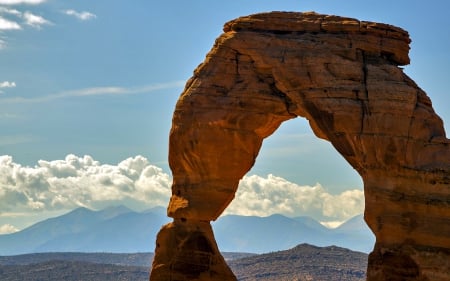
left=150, top=12, right=450, bottom=281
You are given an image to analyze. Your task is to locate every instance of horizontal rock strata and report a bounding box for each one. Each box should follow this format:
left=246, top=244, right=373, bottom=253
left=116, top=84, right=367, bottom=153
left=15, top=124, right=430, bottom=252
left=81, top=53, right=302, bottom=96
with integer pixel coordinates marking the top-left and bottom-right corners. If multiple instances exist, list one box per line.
left=150, top=12, right=450, bottom=281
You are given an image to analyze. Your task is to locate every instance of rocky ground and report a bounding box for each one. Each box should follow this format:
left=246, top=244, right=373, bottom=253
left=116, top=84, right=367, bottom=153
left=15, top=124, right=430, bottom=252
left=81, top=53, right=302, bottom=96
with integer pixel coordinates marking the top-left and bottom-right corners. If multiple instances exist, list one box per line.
left=0, top=244, right=367, bottom=281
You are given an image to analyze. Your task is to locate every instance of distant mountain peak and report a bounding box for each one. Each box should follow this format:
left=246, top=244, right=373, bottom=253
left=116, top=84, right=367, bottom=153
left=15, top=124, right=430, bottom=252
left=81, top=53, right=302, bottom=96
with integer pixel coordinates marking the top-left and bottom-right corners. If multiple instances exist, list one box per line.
left=61, top=205, right=134, bottom=219
left=95, top=205, right=135, bottom=220
left=290, top=243, right=321, bottom=251
left=99, top=205, right=132, bottom=212
left=69, top=206, right=92, bottom=214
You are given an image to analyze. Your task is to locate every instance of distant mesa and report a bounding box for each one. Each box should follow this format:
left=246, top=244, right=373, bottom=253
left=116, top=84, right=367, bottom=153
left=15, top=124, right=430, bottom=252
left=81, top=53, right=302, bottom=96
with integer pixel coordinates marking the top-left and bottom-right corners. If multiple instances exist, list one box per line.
left=150, top=11, right=450, bottom=281
left=228, top=243, right=368, bottom=281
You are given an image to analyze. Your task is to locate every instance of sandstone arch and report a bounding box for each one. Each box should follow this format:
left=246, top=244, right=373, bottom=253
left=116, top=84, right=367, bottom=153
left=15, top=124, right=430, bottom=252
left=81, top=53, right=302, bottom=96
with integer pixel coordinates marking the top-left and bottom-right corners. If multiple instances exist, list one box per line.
left=150, top=12, right=450, bottom=281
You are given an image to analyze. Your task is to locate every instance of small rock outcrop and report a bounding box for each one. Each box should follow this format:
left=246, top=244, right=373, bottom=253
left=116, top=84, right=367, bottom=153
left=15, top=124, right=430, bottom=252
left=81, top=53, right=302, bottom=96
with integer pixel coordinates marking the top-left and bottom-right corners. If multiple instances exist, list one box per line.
left=150, top=12, right=450, bottom=281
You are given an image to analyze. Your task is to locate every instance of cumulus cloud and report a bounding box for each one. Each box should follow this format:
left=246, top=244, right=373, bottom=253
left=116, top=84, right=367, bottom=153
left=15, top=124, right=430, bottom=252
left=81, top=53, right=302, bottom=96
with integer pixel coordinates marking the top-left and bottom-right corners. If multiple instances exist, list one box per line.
left=225, top=174, right=365, bottom=224
left=64, top=9, right=96, bottom=21
left=0, top=154, right=172, bottom=213
left=0, top=223, right=19, bottom=234
left=0, top=155, right=364, bottom=228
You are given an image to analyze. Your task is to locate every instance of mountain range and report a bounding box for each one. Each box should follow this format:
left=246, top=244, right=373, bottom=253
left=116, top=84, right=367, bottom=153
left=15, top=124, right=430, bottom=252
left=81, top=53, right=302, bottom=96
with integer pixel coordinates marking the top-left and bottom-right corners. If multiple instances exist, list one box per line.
left=0, top=206, right=374, bottom=255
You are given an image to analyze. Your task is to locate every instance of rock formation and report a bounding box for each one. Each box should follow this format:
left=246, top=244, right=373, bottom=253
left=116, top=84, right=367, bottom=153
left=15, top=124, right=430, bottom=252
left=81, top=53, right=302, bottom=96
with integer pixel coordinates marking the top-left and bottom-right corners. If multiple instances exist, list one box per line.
left=150, top=12, right=450, bottom=281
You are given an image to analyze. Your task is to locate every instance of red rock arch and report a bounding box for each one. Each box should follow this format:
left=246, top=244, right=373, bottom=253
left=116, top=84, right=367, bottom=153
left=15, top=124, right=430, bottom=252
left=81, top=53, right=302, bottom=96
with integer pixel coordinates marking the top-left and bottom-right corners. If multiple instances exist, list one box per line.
left=150, top=12, right=450, bottom=281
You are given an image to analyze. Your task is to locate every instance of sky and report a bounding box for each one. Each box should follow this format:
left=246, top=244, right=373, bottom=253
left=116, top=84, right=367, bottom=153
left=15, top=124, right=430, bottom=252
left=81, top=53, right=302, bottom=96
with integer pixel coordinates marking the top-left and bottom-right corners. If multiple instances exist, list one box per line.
left=0, top=0, right=449, bottom=234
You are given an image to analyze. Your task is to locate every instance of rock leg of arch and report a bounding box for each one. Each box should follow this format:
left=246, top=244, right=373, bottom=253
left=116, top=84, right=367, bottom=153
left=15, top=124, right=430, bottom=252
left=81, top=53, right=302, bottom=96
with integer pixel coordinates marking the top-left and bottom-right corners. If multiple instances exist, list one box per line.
left=150, top=12, right=450, bottom=281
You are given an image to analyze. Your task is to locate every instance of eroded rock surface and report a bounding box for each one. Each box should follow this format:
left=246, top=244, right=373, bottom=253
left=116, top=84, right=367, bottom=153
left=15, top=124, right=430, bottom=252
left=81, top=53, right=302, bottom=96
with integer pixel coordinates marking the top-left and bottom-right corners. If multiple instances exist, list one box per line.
left=150, top=12, right=450, bottom=281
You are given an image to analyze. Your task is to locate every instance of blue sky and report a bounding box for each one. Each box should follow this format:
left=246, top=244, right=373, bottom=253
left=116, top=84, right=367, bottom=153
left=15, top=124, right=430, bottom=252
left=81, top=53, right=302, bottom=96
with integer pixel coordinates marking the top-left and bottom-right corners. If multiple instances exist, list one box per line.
left=0, top=0, right=449, bottom=233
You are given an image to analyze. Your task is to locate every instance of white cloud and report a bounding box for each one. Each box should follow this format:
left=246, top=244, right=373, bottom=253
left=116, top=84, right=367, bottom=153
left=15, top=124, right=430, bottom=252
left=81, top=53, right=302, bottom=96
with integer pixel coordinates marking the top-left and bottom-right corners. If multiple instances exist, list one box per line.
left=23, top=11, right=51, bottom=29
left=0, top=223, right=19, bottom=234
left=0, top=0, right=46, bottom=4
left=320, top=221, right=345, bottom=228
left=0, top=6, right=21, bottom=16
left=0, top=7, right=51, bottom=30
left=59, top=81, right=186, bottom=98
left=0, top=154, right=364, bottom=228
left=225, top=174, right=365, bottom=223
left=0, top=16, right=21, bottom=30
left=64, top=9, right=96, bottom=21
left=0, top=154, right=172, bottom=214
left=0, top=81, right=16, bottom=88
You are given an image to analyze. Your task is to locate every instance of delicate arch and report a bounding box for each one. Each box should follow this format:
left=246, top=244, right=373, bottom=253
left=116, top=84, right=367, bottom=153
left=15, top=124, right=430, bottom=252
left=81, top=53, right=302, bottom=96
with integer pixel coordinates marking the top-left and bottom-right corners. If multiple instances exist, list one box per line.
left=150, top=12, right=450, bottom=281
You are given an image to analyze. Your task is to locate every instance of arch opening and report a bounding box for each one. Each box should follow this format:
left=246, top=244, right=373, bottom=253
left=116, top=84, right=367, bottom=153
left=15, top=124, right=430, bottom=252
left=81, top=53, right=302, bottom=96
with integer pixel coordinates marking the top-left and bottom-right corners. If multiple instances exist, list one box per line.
left=247, top=117, right=363, bottom=193
left=213, top=117, right=374, bottom=256
left=150, top=12, right=450, bottom=281
left=224, top=117, right=366, bottom=226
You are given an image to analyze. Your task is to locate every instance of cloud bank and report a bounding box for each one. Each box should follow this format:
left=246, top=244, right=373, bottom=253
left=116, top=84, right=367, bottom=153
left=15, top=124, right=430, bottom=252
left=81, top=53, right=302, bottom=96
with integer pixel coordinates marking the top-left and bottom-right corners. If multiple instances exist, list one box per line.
left=0, top=154, right=365, bottom=232
left=0, top=154, right=171, bottom=214
left=226, top=174, right=364, bottom=223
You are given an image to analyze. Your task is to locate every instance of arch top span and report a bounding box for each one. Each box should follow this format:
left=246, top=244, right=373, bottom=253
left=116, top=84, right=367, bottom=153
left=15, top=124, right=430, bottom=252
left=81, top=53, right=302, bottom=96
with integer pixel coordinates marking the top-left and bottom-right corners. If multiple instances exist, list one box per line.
left=223, top=11, right=411, bottom=66
left=150, top=12, right=450, bottom=281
